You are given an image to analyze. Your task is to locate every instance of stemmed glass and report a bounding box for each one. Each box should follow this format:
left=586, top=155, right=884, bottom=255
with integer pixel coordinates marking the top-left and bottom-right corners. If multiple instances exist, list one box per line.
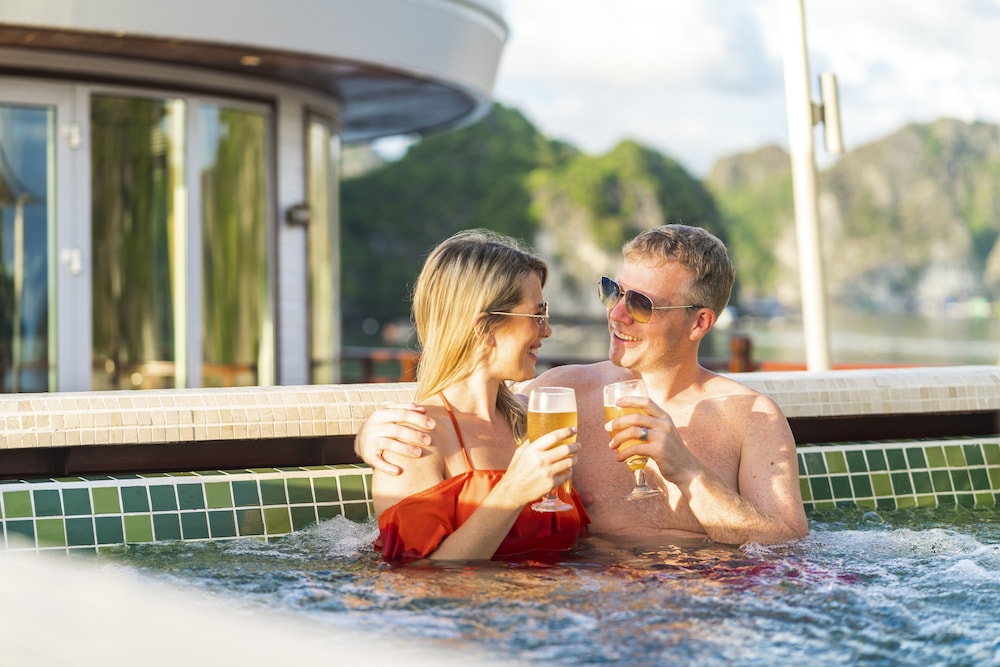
left=603, top=379, right=664, bottom=500
left=526, top=386, right=577, bottom=512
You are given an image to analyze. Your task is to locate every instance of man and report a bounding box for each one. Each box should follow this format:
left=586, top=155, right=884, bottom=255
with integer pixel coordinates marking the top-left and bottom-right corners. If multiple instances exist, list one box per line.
left=356, top=225, right=808, bottom=545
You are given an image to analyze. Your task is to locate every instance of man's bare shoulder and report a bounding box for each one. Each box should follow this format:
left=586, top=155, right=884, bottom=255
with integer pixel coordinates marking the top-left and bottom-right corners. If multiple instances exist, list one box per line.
left=519, top=361, right=631, bottom=395
left=702, top=371, right=785, bottom=415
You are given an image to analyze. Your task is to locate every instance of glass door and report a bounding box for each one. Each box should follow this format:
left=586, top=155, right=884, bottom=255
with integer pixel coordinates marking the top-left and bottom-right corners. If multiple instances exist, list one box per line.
left=0, top=82, right=78, bottom=392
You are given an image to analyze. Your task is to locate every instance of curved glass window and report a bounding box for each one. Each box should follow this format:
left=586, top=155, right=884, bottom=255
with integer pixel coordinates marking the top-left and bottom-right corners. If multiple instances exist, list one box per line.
left=200, top=105, right=271, bottom=387
left=91, top=94, right=272, bottom=389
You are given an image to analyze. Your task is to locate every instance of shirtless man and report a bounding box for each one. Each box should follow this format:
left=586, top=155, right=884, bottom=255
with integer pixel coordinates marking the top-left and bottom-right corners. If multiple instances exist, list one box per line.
left=356, top=225, right=808, bottom=546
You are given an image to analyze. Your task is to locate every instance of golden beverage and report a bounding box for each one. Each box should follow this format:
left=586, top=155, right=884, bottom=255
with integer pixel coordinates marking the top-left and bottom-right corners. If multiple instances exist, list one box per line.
left=527, top=410, right=577, bottom=444
left=604, top=405, right=648, bottom=471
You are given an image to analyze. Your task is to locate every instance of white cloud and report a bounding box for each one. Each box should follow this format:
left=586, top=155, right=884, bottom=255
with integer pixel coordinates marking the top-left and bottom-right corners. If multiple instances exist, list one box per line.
left=493, top=0, right=1000, bottom=175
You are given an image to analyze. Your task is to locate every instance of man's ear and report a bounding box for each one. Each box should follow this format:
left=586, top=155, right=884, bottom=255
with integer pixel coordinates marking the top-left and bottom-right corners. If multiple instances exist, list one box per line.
left=689, top=307, right=717, bottom=342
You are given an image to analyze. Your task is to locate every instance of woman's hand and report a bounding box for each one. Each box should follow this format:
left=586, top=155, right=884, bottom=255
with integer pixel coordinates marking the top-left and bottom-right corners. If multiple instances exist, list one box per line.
left=354, top=403, right=436, bottom=475
left=499, top=427, right=579, bottom=505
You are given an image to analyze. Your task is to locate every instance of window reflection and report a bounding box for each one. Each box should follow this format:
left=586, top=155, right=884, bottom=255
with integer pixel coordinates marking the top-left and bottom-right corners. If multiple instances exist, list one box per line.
left=0, top=104, right=52, bottom=392
left=307, top=118, right=341, bottom=384
left=200, top=105, right=271, bottom=387
left=91, top=95, right=185, bottom=389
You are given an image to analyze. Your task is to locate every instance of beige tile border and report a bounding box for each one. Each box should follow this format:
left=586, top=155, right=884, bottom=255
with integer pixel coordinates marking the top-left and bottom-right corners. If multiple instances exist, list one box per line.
left=2, top=365, right=1000, bottom=450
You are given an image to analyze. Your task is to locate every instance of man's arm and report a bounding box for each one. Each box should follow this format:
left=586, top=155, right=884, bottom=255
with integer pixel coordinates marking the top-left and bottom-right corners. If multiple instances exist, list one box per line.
left=354, top=404, right=436, bottom=475
left=670, top=396, right=807, bottom=544
left=610, top=393, right=808, bottom=545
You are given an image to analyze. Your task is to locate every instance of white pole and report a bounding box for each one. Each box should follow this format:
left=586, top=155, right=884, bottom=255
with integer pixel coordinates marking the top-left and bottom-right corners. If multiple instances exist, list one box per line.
left=780, top=0, right=831, bottom=371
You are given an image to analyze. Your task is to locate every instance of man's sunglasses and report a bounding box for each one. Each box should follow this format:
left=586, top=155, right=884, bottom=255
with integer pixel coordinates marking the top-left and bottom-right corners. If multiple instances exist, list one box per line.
left=598, top=276, right=701, bottom=324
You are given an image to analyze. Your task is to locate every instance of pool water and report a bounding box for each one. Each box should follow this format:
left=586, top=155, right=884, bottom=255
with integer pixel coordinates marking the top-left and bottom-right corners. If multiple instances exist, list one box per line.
left=106, top=507, right=999, bottom=666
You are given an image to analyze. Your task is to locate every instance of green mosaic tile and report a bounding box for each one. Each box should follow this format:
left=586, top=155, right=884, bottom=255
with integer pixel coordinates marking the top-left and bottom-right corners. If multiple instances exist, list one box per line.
left=36, top=518, right=66, bottom=547
left=287, top=478, right=314, bottom=504
left=944, top=445, right=967, bottom=467
left=66, top=518, right=96, bottom=546
left=149, top=486, right=178, bottom=511
left=825, top=451, right=848, bottom=475
left=950, top=469, right=972, bottom=492
left=937, top=493, right=957, bottom=507
left=62, top=488, right=92, bottom=516
left=890, top=472, right=913, bottom=495
left=237, top=509, right=264, bottom=536
left=177, top=484, right=206, bottom=510
left=931, top=469, right=953, bottom=492
left=260, top=479, right=288, bottom=506
left=152, top=514, right=181, bottom=541
left=808, top=477, right=832, bottom=500
left=92, top=487, right=121, bottom=514
left=123, top=515, right=154, bottom=543
left=875, top=497, right=897, bottom=510
left=339, top=475, right=369, bottom=502
left=180, top=512, right=210, bottom=540
left=313, top=477, right=340, bottom=503
left=911, top=471, right=933, bottom=495
left=290, top=506, right=317, bottom=531
left=95, top=516, right=125, bottom=545
left=799, top=478, right=812, bottom=502
left=796, top=455, right=806, bottom=476
left=896, top=496, right=917, bottom=509
left=845, top=450, right=868, bottom=473
left=886, top=449, right=908, bottom=471
left=855, top=498, right=877, bottom=510
left=343, top=503, right=372, bottom=522
left=974, top=492, right=995, bottom=507
left=803, top=452, right=827, bottom=475
left=830, top=475, right=852, bottom=499
left=866, top=450, right=888, bottom=472
left=6, top=519, right=35, bottom=544
left=121, top=487, right=150, bottom=513
left=915, top=495, right=937, bottom=508
left=232, top=481, right=260, bottom=507
left=956, top=493, right=975, bottom=508
left=983, top=443, right=1000, bottom=465
left=970, top=468, right=991, bottom=491
left=871, top=473, right=893, bottom=496
left=905, top=448, right=927, bottom=469
left=205, top=482, right=234, bottom=509
left=263, top=507, right=291, bottom=534
left=963, top=444, right=985, bottom=466
left=850, top=474, right=873, bottom=498
left=317, top=505, right=343, bottom=521
left=925, top=446, right=947, bottom=468
left=33, top=490, right=62, bottom=517
left=3, top=490, right=32, bottom=518
left=208, top=510, right=237, bottom=538
left=990, top=468, right=1000, bottom=489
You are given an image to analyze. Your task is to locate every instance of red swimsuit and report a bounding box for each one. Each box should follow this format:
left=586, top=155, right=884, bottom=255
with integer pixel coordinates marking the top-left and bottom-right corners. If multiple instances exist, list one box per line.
left=375, top=400, right=590, bottom=563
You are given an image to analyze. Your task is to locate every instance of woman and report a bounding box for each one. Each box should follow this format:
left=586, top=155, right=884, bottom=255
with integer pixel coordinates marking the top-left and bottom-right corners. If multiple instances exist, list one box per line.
left=373, top=229, right=589, bottom=562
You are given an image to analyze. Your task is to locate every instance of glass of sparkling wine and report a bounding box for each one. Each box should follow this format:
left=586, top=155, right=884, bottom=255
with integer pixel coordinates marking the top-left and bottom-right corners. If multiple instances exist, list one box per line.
left=603, top=379, right=664, bottom=500
left=526, top=386, right=577, bottom=513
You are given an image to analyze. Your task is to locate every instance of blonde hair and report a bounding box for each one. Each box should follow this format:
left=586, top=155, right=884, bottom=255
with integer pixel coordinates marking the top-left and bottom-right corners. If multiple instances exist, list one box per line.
left=412, top=229, right=548, bottom=441
left=623, top=224, right=734, bottom=315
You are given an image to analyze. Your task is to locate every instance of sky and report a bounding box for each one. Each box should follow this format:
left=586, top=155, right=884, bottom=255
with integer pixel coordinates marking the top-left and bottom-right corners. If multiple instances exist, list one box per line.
left=491, top=0, right=1000, bottom=176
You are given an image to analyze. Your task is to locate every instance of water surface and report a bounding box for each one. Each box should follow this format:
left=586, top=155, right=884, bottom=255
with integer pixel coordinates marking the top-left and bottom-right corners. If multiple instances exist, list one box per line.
left=108, top=506, right=1000, bottom=666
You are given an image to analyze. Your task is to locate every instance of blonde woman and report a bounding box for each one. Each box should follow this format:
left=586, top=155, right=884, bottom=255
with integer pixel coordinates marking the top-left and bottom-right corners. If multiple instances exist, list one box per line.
left=374, top=230, right=589, bottom=563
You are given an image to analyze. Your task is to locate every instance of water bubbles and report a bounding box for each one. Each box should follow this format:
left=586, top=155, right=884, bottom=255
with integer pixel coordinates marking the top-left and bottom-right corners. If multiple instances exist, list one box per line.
left=861, top=511, right=884, bottom=526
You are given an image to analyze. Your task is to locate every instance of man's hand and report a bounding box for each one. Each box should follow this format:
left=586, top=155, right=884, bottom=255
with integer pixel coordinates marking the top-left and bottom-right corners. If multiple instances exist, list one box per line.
left=354, top=403, right=436, bottom=475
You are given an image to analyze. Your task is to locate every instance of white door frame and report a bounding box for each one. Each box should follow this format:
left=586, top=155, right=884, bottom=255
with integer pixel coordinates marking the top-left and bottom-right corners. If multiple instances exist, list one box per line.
left=0, top=78, right=90, bottom=392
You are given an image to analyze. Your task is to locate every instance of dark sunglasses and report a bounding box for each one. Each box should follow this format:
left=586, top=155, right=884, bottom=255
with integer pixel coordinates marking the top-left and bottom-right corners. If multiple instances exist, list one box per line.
left=598, top=276, right=701, bottom=323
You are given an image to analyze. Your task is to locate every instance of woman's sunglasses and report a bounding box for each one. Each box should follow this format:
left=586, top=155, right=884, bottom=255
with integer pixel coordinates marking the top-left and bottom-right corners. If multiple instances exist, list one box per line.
left=598, top=276, right=701, bottom=323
